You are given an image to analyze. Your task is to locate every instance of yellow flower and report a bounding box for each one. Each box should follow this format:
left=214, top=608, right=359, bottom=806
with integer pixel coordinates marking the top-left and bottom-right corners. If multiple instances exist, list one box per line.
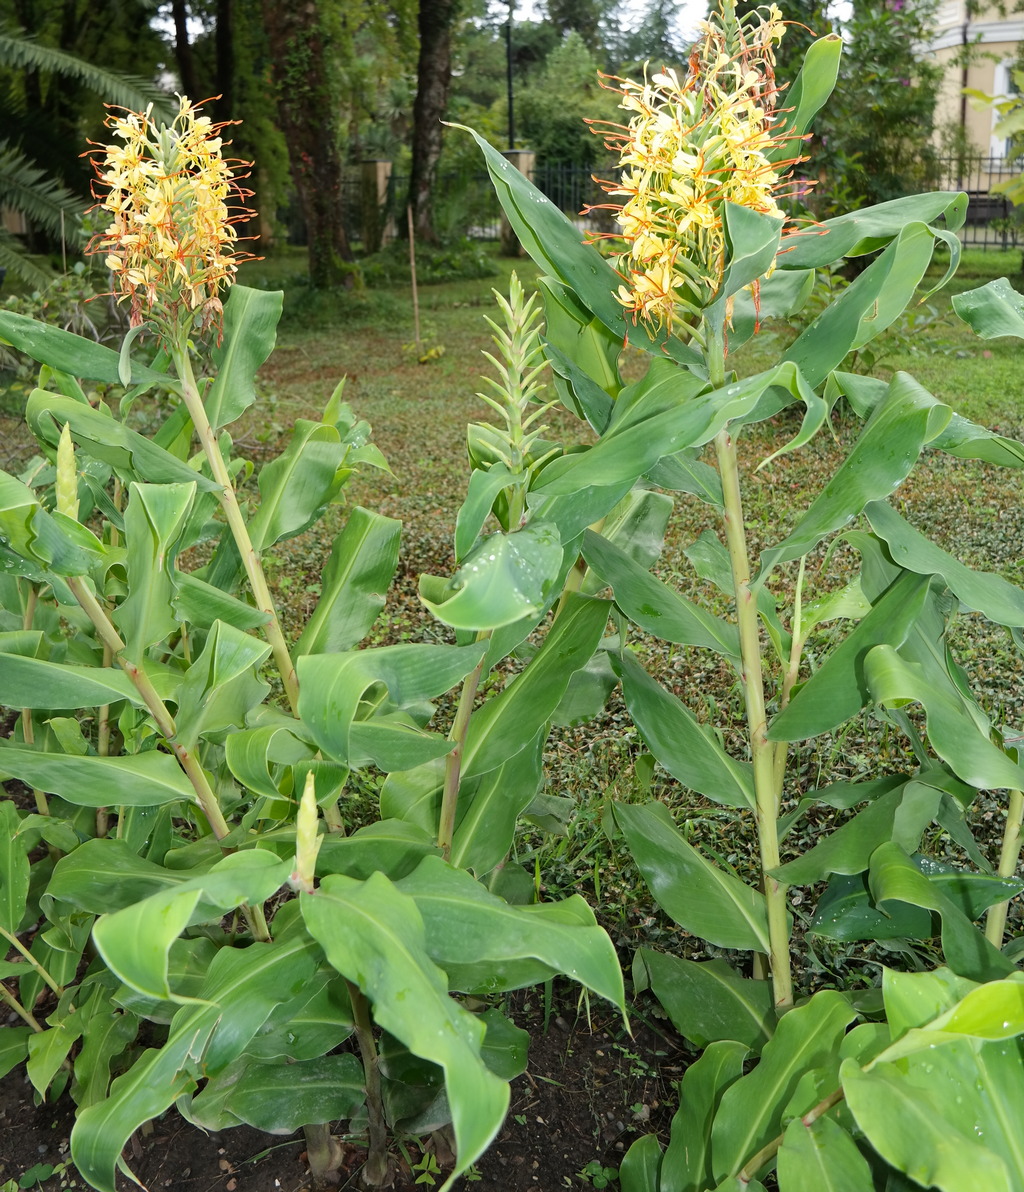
left=588, top=1, right=805, bottom=341
left=86, top=95, right=256, bottom=338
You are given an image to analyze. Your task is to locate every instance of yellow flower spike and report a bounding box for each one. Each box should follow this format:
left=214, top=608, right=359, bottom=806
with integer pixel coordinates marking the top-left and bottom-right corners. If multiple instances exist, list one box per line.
left=588, top=1, right=808, bottom=342
left=55, top=423, right=80, bottom=522
left=290, top=770, right=323, bottom=895
left=85, top=95, right=257, bottom=342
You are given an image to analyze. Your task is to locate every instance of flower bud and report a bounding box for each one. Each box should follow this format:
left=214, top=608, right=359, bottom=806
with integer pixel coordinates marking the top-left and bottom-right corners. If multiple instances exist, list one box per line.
left=55, top=423, right=80, bottom=521
left=290, top=770, right=322, bottom=894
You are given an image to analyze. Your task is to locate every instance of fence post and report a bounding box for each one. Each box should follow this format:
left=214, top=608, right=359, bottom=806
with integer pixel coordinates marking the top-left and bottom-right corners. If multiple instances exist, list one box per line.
left=361, top=160, right=393, bottom=253
left=500, top=149, right=535, bottom=256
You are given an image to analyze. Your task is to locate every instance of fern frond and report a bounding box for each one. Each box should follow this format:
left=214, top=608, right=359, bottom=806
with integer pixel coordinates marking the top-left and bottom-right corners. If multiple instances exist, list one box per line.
left=0, top=27, right=174, bottom=120
left=0, top=227, right=53, bottom=288
left=0, top=141, right=84, bottom=237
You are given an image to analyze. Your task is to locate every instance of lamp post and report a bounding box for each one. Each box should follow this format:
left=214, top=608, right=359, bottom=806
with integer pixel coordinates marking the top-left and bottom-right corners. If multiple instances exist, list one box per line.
left=505, top=0, right=515, bottom=148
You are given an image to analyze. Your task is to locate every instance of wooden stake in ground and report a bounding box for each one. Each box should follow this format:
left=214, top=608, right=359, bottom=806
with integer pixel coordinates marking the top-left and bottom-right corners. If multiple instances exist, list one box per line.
left=407, top=204, right=422, bottom=356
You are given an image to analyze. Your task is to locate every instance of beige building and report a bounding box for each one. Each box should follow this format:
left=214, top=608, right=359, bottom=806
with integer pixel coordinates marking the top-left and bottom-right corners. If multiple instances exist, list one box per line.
left=929, top=0, right=1023, bottom=157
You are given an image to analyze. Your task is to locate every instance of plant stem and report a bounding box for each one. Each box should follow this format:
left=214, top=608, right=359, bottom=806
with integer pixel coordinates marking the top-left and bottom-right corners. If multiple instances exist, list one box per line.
left=19, top=583, right=48, bottom=817
left=0, top=926, right=62, bottom=995
left=985, top=787, right=1024, bottom=947
left=714, top=426, right=793, bottom=1010
left=171, top=346, right=300, bottom=713
left=738, top=1087, right=845, bottom=1180
left=0, top=982, right=43, bottom=1032
left=347, top=980, right=389, bottom=1187
left=773, top=556, right=806, bottom=793
left=303, top=1123, right=343, bottom=1191
left=65, top=575, right=232, bottom=842
left=438, top=643, right=488, bottom=860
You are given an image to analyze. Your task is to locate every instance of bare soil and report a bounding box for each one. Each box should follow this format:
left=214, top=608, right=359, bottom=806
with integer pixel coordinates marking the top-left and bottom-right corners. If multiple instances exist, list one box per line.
left=0, top=989, right=682, bottom=1192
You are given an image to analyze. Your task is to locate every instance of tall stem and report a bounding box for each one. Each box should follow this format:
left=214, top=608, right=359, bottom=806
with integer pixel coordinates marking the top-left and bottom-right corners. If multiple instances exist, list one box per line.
left=347, top=980, right=389, bottom=1187
left=985, top=787, right=1024, bottom=947
left=66, top=575, right=232, bottom=841
left=0, top=982, right=43, bottom=1031
left=171, top=347, right=300, bottom=713
left=438, top=644, right=488, bottom=860
left=0, top=925, right=62, bottom=995
left=713, top=426, right=793, bottom=1009
left=19, top=583, right=49, bottom=817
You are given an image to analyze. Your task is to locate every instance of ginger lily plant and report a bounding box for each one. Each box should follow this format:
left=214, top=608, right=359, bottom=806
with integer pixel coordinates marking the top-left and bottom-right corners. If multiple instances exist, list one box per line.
left=0, top=98, right=626, bottom=1192
left=458, top=1, right=1024, bottom=1187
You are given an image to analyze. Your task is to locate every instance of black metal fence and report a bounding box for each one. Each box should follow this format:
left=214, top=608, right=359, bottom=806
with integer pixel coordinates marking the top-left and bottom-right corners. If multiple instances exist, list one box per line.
left=933, top=154, right=1024, bottom=250
left=282, top=155, right=1024, bottom=253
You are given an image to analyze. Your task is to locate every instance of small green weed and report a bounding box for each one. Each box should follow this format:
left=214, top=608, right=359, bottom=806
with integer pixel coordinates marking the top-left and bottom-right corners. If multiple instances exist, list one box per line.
left=576, top=1159, right=619, bottom=1188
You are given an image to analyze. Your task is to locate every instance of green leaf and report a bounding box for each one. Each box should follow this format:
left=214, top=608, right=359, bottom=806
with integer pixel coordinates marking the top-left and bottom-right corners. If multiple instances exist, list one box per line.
left=45, top=837, right=185, bottom=916
left=453, top=123, right=702, bottom=368
left=205, top=286, right=283, bottom=429
left=172, top=620, right=271, bottom=747
left=841, top=1049, right=1015, bottom=1192
left=294, top=506, right=400, bottom=656
left=421, top=523, right=564, bottom=632
left=661, top=1040, right=749, bottom=1192
left=0, top=310, right=168, bottom=385
left=71, top=933, right=318, bottom=1192
left=759, top=373, right=951, bottom=579
left=247, top=420, right=350, bottom=551
left=583, top=531, right=740, bottom=658
left=297, top=642, right=486, bottom=771
left=539, top=275, right=621, bottom=418
left=618, top=1134, right=662, bottom=1192
left=224, top=725, right=312, bottom=800
left=71, top=985, right=139, bottom=1110
left=461, top=594, right=609, bottom=779
left=301, top=873, right=509, bottom=1189
left=778, top=193, right=967, bottom=270
left=581, top=487, right=673, bottom=586
left=614, top=801, right=769, bottom=952
left=783, top=224, right=946, bottom=387
left=0, top=1025, right=31, bottom=1079
left=865, top=645, right=1024, bottom=792
left=316, top=820, right=441, bottom=882
left=864, top=501, right=1024, bottom=627
left=771, top=34, right=842, bottom=160
left=0, top=471, right=105, bottom=576
left=27, top=1011, right=84, bottom=1098
left=533, top=361, right=821, bottom=498
left=868, top=843, right=1014, bottom=982
left=711, top=991, right=857, bottom=1182
left=719, top=203, right=783, bottom=299
left=0, top=800, right=30, bottom=934
left=396, top=856, right=625, bottom=1009
left=773, top=779, right=942, bottom=886
left=951, top=277, right=1024, bottom=340
left=0, top=745, right=195, bottom=808
left=189, top=1052, right=365, bottom=1132
left=616, top=652, right=754, bottom=809
left=113, top=482, right=196, bottom=659
left=92, top=850, right=290, bottom=998
left=25, top=391, right=218, bottom=490
left=777, top=1115, right=875, bottom=1192
left=449, top=730, right=545, bottom=874
left=244, top=972, right=354, bottom=1061
left=172, top=572, right=270, bottom=633
left=836, top=371, right=1024, bottom=470
left=635, top=949, right=773, bottom=1051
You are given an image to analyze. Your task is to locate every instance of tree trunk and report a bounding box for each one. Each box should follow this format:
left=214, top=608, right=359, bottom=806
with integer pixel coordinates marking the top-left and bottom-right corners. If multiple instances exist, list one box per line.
left=171, top=0, right=201, bottom=100
left=214, top=0, right=234, bottom=121
left=261, top=0, right=357, bottom=288
left=408, top=0, right=458, bottom=245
